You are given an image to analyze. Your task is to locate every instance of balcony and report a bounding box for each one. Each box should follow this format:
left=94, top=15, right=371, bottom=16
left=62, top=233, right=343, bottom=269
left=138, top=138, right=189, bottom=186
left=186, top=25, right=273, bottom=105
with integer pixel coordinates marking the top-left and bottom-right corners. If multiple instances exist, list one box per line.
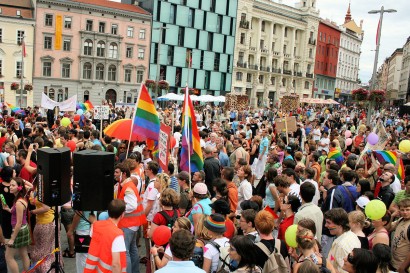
left=283, top=69, right=292, bottom=75
left=294, top=71, right=303, bottom=77
left=306, top=73, right=313, bottom=78
left=249, top=64, right=258, bottom=70
left=237, top=62, right=247, bottom=68
left=260, top=48, right=269, bottom=54
left=295, top=55, right=301, bottom=60
left=260, top=66, right=270, bottom=72
left=273, top=51, right=280, bottom=56
left=249, top=46, right=257, bottom=52
left=308, top=38, right=316, bottom=45
left=272, top=68, right=282, bottom=74
left=284, top=53, right=291, bottom=58
left=239, top=20, right=250, bottom=29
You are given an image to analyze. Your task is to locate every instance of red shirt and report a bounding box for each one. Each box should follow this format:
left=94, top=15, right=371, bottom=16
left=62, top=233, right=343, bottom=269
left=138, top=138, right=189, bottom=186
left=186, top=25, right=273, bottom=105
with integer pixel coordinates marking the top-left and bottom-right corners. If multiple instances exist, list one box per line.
left=224, top=218, right=235, bottom=239
left=19, top=161, right=37, bottom=182
left=278, top=214, right=295, bottom=241
left=152, top=209, right=181, bottom=226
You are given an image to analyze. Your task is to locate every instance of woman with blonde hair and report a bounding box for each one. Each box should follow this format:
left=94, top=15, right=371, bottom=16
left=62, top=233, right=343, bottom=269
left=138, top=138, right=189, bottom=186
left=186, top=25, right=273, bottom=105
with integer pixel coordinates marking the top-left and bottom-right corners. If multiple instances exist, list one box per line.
left=4, top=142, right=17, bottom=168
left=156, top=173, right=170, bottom=192
left=292, top=228, right=335, bottom=273
left=348, top=211, right=369, bottom=249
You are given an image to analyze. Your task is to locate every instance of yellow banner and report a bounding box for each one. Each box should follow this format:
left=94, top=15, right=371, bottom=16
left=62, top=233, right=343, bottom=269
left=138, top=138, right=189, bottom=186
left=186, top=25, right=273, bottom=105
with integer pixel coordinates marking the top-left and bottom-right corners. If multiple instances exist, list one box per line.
left=55, top=15, right=62, bottom=50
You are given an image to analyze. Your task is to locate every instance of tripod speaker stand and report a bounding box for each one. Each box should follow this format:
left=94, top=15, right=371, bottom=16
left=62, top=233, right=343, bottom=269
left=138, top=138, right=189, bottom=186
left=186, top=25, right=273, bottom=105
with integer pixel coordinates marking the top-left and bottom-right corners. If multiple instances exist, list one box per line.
left=37, top=148, right=71, bottom=273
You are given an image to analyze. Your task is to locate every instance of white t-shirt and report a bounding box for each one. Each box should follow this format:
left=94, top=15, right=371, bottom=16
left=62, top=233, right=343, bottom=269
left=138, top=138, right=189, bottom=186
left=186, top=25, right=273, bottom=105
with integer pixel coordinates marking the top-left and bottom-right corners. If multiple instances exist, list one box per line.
left=237, top=179, right=252, bottom=213
left=312, top=128, right=321, bottom=141
left=142, top=180, right=159, bottom=221
left=289, top=183, right=300, bottom=196
left=301, top=179, right=320, bottom=206
left=204, top=237, right=229, bottom=273
left=318, top=137, right=330, bottom=153
left=173, top=132, right=182, bottom=148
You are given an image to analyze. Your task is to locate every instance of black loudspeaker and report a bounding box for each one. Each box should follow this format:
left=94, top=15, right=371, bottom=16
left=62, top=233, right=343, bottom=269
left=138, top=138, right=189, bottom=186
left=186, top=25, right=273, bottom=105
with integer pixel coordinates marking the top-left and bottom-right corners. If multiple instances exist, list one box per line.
left=73, top=150, right=115, bottom=211
left=37, top=148, right=71, bottom=206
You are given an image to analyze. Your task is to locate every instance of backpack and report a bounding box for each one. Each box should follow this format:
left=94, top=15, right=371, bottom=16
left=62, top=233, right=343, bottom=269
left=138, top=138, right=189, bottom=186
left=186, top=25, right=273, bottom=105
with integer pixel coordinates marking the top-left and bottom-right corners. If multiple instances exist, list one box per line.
left=158, top=209, right=178, bottom=229
left=191, top=238, right=207, bottom=269
left=208, top=240, right=231, bottom=273
left=256, top=240, right=289, bottom=273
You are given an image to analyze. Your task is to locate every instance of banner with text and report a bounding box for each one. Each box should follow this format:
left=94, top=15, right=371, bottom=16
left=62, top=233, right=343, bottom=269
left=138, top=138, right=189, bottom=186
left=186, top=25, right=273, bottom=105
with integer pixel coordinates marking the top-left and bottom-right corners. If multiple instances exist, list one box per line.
left=41, top=93, right=77, bottom=111
left=158, top=123, right=171, bottom=172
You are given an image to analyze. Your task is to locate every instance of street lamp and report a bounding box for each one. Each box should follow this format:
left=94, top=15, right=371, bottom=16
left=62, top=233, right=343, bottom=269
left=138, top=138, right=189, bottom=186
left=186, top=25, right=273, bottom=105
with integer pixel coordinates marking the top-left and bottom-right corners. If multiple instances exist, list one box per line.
left=153, top=26, right=168, bottom=107
left=367, top=6, right=397, bottom=125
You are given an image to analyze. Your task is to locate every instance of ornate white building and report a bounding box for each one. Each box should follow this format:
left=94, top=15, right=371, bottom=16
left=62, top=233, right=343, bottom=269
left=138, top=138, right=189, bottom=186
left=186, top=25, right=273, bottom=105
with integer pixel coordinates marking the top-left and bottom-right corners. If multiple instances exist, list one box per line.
left=335, top=4, right=363, bottom=104
left=232, top=0, right=319, bottom=107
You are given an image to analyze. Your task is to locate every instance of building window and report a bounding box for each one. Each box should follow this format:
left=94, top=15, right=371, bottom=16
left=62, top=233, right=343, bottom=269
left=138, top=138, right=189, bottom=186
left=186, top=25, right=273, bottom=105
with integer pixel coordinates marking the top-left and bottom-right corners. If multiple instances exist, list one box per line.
left=167, top=46, right=174, bottom=65
left=309, top=48, right=313, bottom=58
left=64, top=17, right=72, bottom=29
left=99, top=22, right=105, bottom=33
left=83, top=62, right=92, bottom=79
left=271, top=77, right=275, bottom=85
left=44, top=36, right=52, bottom=49
left=16, top=61, right=22, bottom=77
left=86, top=20, right=93, bottom=31
left=97, top=41, right=105, bottom=57
left=304, top=81, right=309, bottom=89
left=283, top=44, right=287, bottom=53
left=284, top=27, right=288, bottom=37
left=138, top=48, right=145, bottom=60
left=96, top=63, right=104, bottom=80
left=62, top=63, right=70, bottom=78
left=273, top=24, right=276, bottom=34
left=17, top=30, right=24, bottom=44
left=188, top=8, right=194, bottom=28
left=126, top=46, right=133, bottom=58
left=170, top=4, right=176, bottom=24
left=261, top=21, right=265, bottom=32
left=240, top=33, right=245, bottom=44
left=139, top=29, right=145, bottom=39
left=83, top=39, right=93, bottom=55
left=109, top=43, right=118, bottom=58
left=63, top=38, right=71, bottom=51
left=259, top=75, right=264, bottom=84
left=207, top=33, right=213, bottom=51
left=136, top=70, right=144, bottom=83
left=108, top=65, right=116, bottom=81
left=178, top=27, right=184, bottom=46
left=236, top=72, right=242, bottom=81
left=45, top=14, right=53, bottom=26
left=127, top=27, right=134, bottom=37
left=43, top=61, right=51, bottom=77
left=111, top=24, right=118, bottom=35
left=0, top=29, right=2, bottom=43
left=84, top=90, right=89, bottom=101
left=124, top=69, right=132, bottom=82
left=0, top=60, right=2, bottom=75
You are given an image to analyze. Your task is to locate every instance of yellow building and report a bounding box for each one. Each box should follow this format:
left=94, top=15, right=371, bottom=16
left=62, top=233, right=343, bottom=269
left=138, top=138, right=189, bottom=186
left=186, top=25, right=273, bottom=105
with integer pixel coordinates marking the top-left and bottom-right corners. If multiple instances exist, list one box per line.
left=0, top=0, right=35, bottom=108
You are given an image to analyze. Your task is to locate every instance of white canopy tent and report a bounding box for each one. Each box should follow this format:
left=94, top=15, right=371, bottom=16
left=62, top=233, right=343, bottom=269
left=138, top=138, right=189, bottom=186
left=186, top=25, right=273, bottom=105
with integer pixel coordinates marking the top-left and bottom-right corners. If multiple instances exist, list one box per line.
left=157, top=93, right=225, bottom=102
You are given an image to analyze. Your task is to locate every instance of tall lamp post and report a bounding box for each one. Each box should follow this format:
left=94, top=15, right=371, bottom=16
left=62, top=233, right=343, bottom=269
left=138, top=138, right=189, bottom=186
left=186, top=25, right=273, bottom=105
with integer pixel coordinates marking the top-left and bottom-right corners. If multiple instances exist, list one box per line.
left=367, top=6, right=397, bottom=125
left=153, top=26, right=168, bottom=107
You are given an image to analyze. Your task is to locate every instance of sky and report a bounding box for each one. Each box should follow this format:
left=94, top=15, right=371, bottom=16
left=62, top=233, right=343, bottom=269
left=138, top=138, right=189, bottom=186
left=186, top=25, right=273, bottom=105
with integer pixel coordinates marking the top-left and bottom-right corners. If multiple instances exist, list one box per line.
left=316, top=0, right=410, bottom=83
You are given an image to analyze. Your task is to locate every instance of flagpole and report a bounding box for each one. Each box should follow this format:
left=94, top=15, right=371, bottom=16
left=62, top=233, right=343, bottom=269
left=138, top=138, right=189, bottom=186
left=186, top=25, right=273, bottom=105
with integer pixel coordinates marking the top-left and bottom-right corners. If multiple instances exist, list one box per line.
left=20, top=36, right=24, bottom=108
left=127, top=85, right=143, bottom=158
left=184, top=85, right=192, bottom=191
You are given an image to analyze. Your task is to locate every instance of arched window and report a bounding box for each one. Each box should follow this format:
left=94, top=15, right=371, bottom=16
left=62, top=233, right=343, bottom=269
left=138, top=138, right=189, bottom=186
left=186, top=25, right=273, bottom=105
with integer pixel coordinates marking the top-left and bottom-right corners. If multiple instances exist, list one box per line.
left=83, top=39, right=93, bottom=55
left=304, top=81, right=310, bottom=89
left=109, top=43, right=118, bottom=58
left=83, top=62, right=92, bottom=79
left=108, top=65, right=116, bottom=81
left=96, top=63, right=104, bottom=80
left=84, top=90, right=90, bottom=101
left=49, top=88, right=55, bottom=100
left=97, top=41, right=105, bottom=57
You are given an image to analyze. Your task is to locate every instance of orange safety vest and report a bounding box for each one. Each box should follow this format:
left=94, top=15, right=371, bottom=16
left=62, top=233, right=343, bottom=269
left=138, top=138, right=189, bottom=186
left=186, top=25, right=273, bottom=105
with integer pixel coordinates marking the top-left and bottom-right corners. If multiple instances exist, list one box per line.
left=117, top=181, right=147, bottom=229
left=84, top=220, right=127, bottom=273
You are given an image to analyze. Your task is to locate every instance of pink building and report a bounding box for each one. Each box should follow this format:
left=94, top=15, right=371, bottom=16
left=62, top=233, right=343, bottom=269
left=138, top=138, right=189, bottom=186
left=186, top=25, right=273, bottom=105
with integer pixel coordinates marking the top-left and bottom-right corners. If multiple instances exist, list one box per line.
left=33, top=0, right=151, bottom=105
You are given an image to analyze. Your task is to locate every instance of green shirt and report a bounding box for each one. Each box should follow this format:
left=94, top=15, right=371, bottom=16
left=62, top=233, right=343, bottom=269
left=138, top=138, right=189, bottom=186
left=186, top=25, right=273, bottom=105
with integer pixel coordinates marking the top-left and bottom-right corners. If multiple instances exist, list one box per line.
left=393, top=190, right=410, bottom=204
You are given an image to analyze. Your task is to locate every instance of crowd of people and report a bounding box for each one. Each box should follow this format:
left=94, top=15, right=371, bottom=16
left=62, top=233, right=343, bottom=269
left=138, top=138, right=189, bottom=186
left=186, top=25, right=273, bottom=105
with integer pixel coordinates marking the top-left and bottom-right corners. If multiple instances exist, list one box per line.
left=0, top=103, right=409, bottom=273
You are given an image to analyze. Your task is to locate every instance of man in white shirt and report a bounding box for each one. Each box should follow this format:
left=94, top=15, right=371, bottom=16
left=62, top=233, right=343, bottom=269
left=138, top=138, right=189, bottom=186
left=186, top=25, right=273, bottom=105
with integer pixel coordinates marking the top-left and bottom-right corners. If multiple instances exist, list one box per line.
left=318, top=132, right=330, bottom=153
left=312, top=124, right=321, bottom=142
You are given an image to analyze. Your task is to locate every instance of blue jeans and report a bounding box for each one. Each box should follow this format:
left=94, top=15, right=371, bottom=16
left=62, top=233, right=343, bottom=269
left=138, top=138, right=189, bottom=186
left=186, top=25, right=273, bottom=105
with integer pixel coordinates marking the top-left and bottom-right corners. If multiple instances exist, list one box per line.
left=122, top=227, right=139, bottom=273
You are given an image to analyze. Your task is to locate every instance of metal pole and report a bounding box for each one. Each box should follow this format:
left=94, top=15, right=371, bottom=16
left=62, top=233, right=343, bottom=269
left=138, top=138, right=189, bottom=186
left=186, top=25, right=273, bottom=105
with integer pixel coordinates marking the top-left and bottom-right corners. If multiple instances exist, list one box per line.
left=20, top=36, right=24, bottom=108
left=154, top=27, right=163, bottom=108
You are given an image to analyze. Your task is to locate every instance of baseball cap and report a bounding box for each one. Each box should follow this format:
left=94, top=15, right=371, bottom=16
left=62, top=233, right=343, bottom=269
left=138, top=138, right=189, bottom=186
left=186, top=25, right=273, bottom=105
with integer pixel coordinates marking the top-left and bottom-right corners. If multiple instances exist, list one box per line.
left=193, top=182, right=208, bottom=195
left=356, top=196, right=370, bottom=209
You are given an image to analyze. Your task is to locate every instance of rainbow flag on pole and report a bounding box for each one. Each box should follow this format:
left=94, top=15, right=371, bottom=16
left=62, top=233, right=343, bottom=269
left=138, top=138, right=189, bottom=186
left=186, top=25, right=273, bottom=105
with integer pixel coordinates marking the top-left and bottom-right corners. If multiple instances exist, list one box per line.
left=373, top=150, right=405, bottom=181
left=132, top=84, right=160, bottom=140
left=76, top=100, right=94, bottom=111
left=6, top=102, right=25, bottom=115
left=180, top=86, right=203, bottom=172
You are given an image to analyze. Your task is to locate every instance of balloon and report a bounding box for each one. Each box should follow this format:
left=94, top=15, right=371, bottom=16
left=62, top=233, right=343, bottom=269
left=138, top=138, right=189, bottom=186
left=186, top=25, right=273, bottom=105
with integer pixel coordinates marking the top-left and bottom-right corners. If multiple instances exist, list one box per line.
left=285, top=224, right=298, bottom=248
left=61, top=117, right=71, bottom=127
left=344, top=130, right=351, bottom=138
left=74, top=114, right=80, bottom=122
left=345, top=138, right=352, bottom=146
left=365, top=199, right=387, bottom=220
left=152, top=225, right=172, bottom=246
left=170, top=136, right=176, bottom=148
left=399, top=140, right=410, bottom=153
left=76, top=109, right=84, bottom=115
left=367, top=133, right=379, bottom=145
left=66, top=140, right=76, bottom=152
left=98, top=211, right=109, bottom=221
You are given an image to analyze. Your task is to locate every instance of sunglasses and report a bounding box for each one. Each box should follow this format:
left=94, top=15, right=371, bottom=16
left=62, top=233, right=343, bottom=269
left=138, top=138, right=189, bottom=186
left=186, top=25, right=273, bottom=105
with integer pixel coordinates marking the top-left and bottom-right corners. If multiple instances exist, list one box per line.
left=119, top=147, right=126, bottom=149
left=347, top=253, right=354, bottom=264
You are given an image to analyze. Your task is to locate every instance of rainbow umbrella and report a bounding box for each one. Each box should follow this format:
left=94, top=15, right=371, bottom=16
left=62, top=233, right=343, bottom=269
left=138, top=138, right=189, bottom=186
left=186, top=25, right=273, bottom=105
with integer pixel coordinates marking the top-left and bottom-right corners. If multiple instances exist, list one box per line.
left=104, top=119, right=145, bottom=141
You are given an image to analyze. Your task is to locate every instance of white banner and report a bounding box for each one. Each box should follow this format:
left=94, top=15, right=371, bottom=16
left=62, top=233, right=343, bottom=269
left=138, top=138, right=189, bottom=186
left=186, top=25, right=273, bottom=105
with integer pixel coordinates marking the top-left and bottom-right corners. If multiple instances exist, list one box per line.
left=41, top=93, right=77, bottom=112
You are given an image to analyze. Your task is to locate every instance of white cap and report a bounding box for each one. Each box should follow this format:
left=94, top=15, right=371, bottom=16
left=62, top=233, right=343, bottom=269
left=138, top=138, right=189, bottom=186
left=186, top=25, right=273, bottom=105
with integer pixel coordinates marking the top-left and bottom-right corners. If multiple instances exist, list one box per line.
left=356, top=196, right=370, bottom=209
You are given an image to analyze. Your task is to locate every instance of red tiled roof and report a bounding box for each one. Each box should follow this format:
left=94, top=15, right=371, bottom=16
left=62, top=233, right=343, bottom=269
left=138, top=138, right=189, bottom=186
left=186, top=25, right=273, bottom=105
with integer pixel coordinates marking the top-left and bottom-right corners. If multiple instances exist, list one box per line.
left=0, top=0, right=32, bottom=9
left=0, top=7, right=34, bottom=19
left=70, top=0, right=150, bottom=15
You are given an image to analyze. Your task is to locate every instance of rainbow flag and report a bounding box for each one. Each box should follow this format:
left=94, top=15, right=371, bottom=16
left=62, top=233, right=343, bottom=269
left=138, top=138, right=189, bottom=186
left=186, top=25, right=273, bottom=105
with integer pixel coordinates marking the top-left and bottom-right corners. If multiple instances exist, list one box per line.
left=373, top=150, right=405, bottom=181
left=6, top=102, right=25, bottom=115
left=77, top=100, right=94, bottom=111
left=180, top=86, right=203, bottom=172
left=328, top=147, right=344, bottom=166
left=132, top=84, right=160, bottom=141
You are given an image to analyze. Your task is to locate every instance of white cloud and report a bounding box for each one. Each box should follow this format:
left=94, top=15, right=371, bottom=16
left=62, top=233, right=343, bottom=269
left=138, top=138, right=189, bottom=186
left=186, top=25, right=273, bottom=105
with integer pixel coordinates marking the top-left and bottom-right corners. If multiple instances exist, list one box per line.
left=316, top=0, right=410, bottom=83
